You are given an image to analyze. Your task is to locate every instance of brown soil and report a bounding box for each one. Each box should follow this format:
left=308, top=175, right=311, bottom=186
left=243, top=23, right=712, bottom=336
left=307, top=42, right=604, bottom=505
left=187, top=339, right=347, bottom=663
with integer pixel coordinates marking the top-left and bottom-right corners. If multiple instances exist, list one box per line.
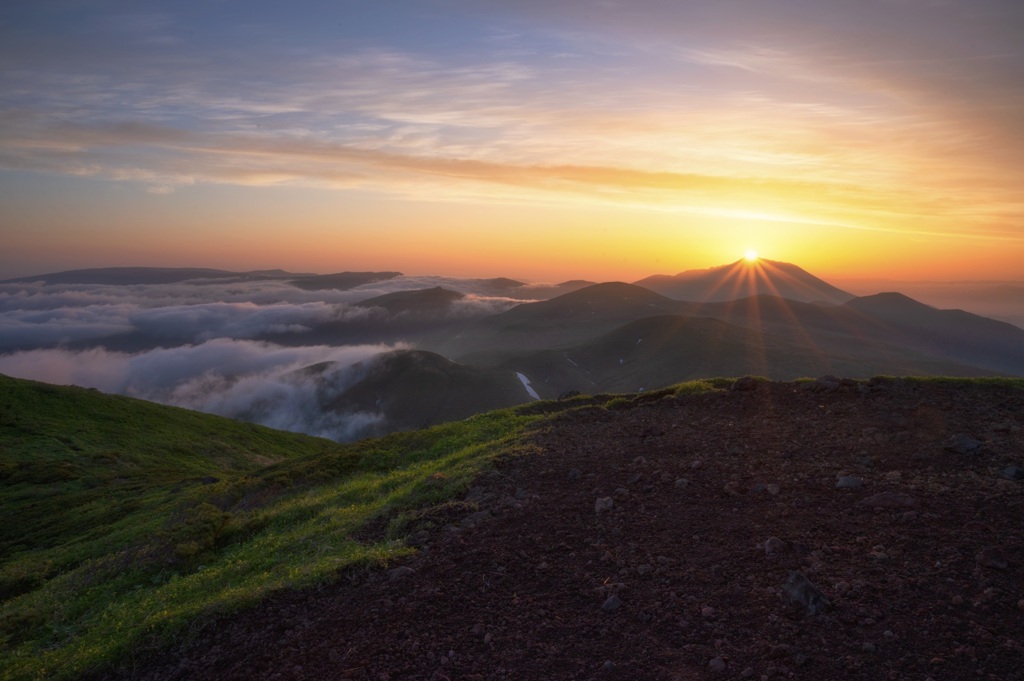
left=95, top=379, right=1024, bottom=680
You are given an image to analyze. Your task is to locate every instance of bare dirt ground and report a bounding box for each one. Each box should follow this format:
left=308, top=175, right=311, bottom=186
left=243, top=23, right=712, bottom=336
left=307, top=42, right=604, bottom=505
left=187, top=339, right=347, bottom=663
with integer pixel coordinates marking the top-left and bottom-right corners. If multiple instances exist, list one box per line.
left=97, top=379, right=1024, bottom=680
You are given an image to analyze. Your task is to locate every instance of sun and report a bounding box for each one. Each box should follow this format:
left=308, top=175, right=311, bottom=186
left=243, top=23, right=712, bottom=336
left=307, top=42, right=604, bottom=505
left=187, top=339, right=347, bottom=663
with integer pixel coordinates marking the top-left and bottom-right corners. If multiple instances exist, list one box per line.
left=744, top=249, right=759, bottom=262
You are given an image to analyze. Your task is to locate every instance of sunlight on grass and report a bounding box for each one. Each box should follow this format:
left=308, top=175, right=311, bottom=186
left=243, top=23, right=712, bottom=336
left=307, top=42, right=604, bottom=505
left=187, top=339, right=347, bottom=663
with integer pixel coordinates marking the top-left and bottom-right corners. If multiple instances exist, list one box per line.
left=0, top=376, right=543, bottom=680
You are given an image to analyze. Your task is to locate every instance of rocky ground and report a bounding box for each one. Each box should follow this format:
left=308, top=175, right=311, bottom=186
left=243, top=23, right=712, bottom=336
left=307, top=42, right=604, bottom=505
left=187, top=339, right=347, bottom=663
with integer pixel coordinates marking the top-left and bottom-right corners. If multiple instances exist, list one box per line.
left=96, top=378, right=1024, bottom=680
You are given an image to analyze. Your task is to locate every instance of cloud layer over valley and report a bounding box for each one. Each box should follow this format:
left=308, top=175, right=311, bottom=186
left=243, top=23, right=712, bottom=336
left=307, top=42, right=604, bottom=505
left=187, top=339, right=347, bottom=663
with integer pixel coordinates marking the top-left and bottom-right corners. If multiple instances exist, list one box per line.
left=0, top=275, right=526, bottom=350
left=0, top=272, right=529, bottom=440
left=0, top=340, right=390, bottom=441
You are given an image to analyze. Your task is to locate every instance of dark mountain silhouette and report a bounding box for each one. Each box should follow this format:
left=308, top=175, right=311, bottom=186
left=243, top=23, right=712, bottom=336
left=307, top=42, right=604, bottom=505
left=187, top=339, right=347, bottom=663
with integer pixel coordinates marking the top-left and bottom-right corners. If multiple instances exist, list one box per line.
left=504, top=313, right=995, bottom=396
left=841, top=293, right=1024, bottom=375
left=0, top=267, right=312, bottom=286
left=884, top=283, right=1024, bottom=330
left=421, top=282, right=690, bottom=363
left=419, top=273, right=1024, bottom=378
left=498, top=281, right=676, bottom=321
left=354, top=287, right=465, bottom=315
left=635, top=258, right=853, bottom=304
left=288, top=271, right=403, bottom=291
left=502, top=279, right=597, bottom=300
left=321, top=350, right=534, bottom=435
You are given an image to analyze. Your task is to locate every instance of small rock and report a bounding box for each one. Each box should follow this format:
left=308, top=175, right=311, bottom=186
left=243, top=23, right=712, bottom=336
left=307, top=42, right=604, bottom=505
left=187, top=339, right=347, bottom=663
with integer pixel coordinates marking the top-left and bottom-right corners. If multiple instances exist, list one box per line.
left=388, top=566, right=415, bottom=581
left=484, top=633, right=493, bottom=644
left=999, top=466, right=1024, bottom=481
left=782, top=571, right=831, bottom=615
left=601, top=660, right=615, bottom=671
left=765, top=536, right=789, bottom=556
left=675, top=478, right=689, bottom=489
left=766, top=483, right=780, bottom=495
left=601, top=594, right=621, bottom=613
left=976, top=546, right=1009, bottom=569
left=701, top=606, right=716, bottom=618
left=691, top=460, right=703, bottom=469
left=708, top=656, right=727, bottom=673
left=595, top=497, right=614, bottom=513
left=836, top=475, right=863, bottom=490
left=740, top=668, right=755, bottom=678
left=946, top=434, right=983, bottom=455
left=568, top=468, right=582, bottom=481
left=862, top=642, right=877, bottom=652
left=637, top=564, right=654, bottom=575
left=462, top=510, right=492, bottom=528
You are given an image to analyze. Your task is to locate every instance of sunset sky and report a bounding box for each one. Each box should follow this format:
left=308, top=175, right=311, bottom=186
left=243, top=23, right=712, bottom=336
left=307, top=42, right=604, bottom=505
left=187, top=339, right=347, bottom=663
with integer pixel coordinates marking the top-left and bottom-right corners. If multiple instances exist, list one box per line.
left=2, top=0, right=1023, bottom=282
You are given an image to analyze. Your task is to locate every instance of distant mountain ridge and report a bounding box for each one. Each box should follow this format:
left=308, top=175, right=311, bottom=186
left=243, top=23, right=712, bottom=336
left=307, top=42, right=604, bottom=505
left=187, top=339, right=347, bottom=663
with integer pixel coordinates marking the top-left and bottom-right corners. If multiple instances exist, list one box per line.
left=0, top=267, right=291, bottom=286
left=354, top=287, right=465, bottom=315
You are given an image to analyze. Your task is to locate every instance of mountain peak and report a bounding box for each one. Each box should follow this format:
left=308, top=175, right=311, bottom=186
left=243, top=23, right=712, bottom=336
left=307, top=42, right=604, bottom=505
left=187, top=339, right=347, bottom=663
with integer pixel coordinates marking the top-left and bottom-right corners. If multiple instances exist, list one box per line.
left=634, top=259, right=852, bottom=304
left=354, top=287, right=465, bottom=315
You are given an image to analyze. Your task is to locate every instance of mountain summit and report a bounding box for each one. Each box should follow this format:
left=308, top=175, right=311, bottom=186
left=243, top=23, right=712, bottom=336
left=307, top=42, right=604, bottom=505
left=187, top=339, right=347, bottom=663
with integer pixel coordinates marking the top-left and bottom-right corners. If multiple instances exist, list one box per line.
left=634, top=258, right=853, bottom=304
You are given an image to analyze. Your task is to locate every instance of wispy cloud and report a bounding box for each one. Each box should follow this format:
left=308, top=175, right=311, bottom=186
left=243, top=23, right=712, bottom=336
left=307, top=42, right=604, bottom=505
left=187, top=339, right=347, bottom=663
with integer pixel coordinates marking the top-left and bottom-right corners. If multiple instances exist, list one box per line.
left=1, top=0, right=1022, bottom=274
left=4, top=114, right=1020, bottom=241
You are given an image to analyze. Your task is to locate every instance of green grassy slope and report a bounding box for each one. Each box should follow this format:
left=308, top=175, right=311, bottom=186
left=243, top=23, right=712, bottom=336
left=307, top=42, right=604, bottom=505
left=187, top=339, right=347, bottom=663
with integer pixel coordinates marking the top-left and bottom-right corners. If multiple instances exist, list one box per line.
left=0, top=374, right=544, bottom=680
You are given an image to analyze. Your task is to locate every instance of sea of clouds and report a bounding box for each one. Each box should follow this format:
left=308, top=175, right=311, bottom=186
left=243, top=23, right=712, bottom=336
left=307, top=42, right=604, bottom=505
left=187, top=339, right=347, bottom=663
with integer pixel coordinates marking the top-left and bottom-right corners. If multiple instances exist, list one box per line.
left=0, top=274, right=527, bottom=441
